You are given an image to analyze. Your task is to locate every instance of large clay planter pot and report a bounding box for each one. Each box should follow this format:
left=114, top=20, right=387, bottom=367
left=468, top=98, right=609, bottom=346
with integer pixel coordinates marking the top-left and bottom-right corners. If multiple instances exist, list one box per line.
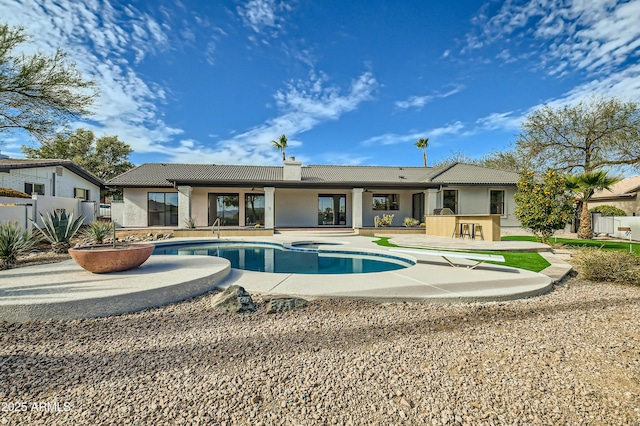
left=68, top=244, right=155, bottom=273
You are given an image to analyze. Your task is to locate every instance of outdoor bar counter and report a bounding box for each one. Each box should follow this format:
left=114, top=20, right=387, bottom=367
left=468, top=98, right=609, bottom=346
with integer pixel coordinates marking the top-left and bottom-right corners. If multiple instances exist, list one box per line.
left=425, top=214, right=501, bottom=241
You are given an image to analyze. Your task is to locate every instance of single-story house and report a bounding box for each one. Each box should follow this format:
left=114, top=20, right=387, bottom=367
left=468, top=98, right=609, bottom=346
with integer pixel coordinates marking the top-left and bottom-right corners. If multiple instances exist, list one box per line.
left=0, top=157, right=103, bottom=203
left=0, top=157, right=104, bottom=227
left=590, top=175, right=640, bottom=216
left=106, top=160, right=521, bottom=231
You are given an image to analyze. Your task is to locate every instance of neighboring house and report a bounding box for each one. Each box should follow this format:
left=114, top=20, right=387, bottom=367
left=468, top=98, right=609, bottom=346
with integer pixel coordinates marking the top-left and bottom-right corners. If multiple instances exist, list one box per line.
left=0, top=158, right=103, bottom=203
left=106, top=160, right=521, bottom=230
left=590, top=175, right=640, bottom=216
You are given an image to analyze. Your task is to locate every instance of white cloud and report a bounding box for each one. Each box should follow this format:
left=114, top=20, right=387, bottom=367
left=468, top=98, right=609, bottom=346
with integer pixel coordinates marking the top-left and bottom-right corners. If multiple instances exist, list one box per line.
left=164, top=72, right=379, bottom=164
left=475, top=112, right=522, bottom=131
left=361, top=122, right=464, bottom=147
left=395, top=95, right=433, bottom=110
left=466, top=0, right=640, bottom=77
left=1, top=0, right=182, bottom=155
left=395, top=85, right=464, bottom=110
left=237, top=0, right=283, bottom=34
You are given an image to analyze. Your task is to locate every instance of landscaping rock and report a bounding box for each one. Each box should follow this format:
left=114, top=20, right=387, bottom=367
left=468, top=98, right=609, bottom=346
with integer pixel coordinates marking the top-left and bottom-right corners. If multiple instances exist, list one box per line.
left=265, top=296, right=309, bottom=313
left=210, top=285, right=255, bottom=313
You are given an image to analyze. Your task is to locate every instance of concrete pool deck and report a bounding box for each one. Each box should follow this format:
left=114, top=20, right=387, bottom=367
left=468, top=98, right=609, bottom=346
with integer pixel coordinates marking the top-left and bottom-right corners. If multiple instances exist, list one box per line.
left=0, top=234, right=571, bottom=321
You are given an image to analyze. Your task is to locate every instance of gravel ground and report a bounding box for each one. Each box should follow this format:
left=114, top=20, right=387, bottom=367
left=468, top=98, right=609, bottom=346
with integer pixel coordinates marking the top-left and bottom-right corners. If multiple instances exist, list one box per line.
left=1, top=278, right=639, bottom=425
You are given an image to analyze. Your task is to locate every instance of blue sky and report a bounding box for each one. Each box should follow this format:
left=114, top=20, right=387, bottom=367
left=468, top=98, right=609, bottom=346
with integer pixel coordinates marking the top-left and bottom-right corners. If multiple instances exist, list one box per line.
left=2, top=0, right=640, bottom=168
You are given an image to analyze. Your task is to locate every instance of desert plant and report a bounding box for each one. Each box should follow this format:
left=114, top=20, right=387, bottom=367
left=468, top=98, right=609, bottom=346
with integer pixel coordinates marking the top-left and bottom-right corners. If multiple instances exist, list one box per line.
left=0, top=222, right=41, bottom=268
left=375, top=214, right=394, bottom=227
left=184, top=217, right=196, bottom=229
left=403, top=217, right=419, bottom=227
left=82, top=221, right=113, bottom=244
left=31, top=210, right=85, bottom=253
left=572, top=248, right=640, bottom=285
left=589, top=205, right=627, bottom=217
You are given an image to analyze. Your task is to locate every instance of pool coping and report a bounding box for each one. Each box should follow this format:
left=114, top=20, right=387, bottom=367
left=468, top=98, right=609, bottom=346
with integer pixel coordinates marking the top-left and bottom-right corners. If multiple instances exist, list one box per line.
left=0, top=235, right=566, bottom=321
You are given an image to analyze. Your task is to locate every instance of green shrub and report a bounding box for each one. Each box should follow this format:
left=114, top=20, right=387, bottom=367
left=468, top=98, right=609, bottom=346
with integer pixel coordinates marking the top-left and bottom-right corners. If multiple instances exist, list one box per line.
left=0, top=222, right=41, bottom=269
left=0, top=187, right=31, bottom=198
left=403, top=217, right=419, bottom=227
left=31, top=210, right=85, bottom=253
left=375, top=214, right=394, bottom=227
left=82, top=221, right=113, bottom=244
left=573, top=248, right=640, bottom=285
left=589, top=205, right=627, bottom=216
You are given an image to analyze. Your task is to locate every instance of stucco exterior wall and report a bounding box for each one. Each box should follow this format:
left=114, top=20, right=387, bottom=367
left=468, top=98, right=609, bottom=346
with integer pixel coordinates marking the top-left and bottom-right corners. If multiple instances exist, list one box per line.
left=361, top=190, right=415, bottom=227
left=122, top=187, right=178, bottom=227
left=0, top=166, right=99, bottom=203
left=589, top=197, right=640, bottom=217
left=119, top=185, right=520, bottom=229
left=437, top=186, right=519, bottom=227
left=275, top=189, right=353, bottom=227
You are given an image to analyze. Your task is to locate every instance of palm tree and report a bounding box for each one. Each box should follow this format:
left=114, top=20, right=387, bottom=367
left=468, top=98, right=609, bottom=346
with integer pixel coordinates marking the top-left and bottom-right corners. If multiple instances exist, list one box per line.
left=272, top=134, right=288, bottom=162
left=565, top=170, right=621, bottom=239
left=415, top=137, right=429, bottom=167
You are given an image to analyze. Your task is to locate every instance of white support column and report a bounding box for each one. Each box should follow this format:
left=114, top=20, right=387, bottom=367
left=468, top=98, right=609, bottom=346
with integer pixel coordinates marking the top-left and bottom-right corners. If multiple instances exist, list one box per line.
left=264, top=187, right=275, bottom=229
left=352, top=188, right=363, bottom=229
left=177, top=185, right=192, bottom=228
left=425, top=188, right=438, bottom=217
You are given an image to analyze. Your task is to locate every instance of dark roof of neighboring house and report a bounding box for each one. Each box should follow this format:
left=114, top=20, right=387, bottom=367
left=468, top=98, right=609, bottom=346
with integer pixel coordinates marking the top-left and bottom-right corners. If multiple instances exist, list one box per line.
left=0, top=159, right=104, bottom=187
left=592, top=175, right=640, bottom=200
left=106, top=162, right=518, bottom=188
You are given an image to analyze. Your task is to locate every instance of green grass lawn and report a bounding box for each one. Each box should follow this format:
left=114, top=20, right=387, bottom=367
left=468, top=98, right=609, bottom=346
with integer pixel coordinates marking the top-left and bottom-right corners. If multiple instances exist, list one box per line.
left=373, top=237, right=551, bottom=272
left=502, top=235, right=640, bottom=253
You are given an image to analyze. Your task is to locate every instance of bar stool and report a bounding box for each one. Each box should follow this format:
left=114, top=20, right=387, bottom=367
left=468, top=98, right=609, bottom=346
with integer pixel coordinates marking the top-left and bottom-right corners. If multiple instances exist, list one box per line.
left=474, top=224, right=484, bottom=240
left=460, top=223, right=472, bottom=239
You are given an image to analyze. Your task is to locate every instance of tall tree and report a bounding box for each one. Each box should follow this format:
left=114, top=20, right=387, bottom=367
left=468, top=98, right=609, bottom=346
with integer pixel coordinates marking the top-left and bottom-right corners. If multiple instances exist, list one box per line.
left=514, top=169, right=575, bottom=243
left=22, top=128, right=134, bottom=181
left=0, top=24, right=97, bottom=143
left=415, top=137, right=429, bottom=167
left=516, top=96, right=640, bottom=173
left=431, top=149, right=528, bottom=172
left=272, top=134, right=288, bottom=162
left=565, top=170, right=621, bottom=239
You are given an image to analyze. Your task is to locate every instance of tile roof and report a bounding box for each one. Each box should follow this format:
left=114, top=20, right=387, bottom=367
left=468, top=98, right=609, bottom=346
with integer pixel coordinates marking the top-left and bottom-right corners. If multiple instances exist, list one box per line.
left=430, top=163, right=520, bottom=185
left=0, top=158, right=104, bottom=186
left=106, top=162, right=518, bottom=187
left=592, top=175, right=640, bottom=199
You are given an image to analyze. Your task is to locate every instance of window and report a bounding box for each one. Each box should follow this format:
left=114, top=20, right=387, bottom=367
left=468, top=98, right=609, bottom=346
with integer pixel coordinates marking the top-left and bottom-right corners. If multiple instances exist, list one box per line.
left=148, top=192, right=178, bottom=226
left=74, top=188, right=90, bottom=200
left=245, top=194, right=265, bottom=226
left=208, top=194, right=239, bottom=226
left=24, top=183, right=45, bottom=195
left=372, top=194, right=400, bottom=210
left=442, top=190, right=458, bottom=214
left=318, top=195, right=346, bottom=225
left=490, top=190, right=505, bottom=215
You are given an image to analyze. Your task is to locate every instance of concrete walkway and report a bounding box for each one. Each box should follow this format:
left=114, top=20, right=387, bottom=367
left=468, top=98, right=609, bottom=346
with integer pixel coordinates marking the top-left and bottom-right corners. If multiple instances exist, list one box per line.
left=0, top=234, right=572, bottom=321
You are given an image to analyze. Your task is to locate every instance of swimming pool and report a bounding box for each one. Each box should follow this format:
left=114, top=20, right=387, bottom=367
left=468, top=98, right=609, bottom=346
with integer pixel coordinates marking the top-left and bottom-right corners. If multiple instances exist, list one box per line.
left=153, top=242, right=413, bottom=274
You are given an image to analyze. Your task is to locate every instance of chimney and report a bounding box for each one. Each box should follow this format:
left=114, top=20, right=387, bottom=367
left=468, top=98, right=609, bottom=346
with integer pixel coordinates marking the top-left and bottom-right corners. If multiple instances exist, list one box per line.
left=283, top=156, right=302, bottom=181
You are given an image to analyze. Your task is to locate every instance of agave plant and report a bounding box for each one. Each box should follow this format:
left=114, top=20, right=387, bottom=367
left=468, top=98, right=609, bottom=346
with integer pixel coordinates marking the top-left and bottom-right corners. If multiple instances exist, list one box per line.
left=31, top=210, right=85, bottom=253
left=0, top=222, right=41, bottom=269
left=82, top=221, right=113, bottom=244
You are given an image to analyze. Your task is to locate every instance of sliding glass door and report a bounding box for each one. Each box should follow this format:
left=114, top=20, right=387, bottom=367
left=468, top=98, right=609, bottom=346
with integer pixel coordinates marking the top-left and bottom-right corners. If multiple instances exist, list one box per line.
left=318, top=195, right=346, bottom=226
left=208, top=194, right=239, bottom=226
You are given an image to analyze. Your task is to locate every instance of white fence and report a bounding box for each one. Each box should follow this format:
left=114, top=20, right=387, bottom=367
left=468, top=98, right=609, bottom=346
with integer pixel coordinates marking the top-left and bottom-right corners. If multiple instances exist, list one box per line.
left=0, top=195, right=95, bottom=230
left=0, top=196, right=36, bottom=229
left=592, top=214, right=640, bottom=241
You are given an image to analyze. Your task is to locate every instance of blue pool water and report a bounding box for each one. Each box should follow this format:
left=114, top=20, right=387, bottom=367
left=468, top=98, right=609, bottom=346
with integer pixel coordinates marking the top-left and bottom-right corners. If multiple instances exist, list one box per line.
left=153, top=242, right=413, bottom=274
